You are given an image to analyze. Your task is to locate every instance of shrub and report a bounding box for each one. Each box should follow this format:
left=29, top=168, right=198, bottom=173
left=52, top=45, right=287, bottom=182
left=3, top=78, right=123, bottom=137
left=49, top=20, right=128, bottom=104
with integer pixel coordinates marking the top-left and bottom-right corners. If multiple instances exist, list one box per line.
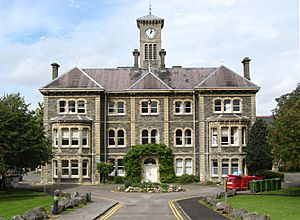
left=124, top=180, right=132, bottom=188
left=180, top=174, right=196, bottom=183
left=259, top=170, right=284, bottom=180
left=114, top=176, right=124, bottom=184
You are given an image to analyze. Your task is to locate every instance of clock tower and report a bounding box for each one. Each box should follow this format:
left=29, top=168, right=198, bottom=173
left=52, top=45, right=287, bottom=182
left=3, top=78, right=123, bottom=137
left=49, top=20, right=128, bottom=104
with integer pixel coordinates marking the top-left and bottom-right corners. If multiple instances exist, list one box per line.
left=136, top=13, right=165, bottom=69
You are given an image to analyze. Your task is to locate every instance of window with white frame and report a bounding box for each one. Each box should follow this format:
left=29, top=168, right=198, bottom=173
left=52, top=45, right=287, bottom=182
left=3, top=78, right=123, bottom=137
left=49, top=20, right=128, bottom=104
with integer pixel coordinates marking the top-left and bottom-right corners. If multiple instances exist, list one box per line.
left=53, top=129, right=58, bottom=147
left=141, top=129, right=149, bottom=144
left=108, top=159, right=116, bottom=176
left=224, top=99, right=231, bottom=112
left=77, top=100, right=86, bottom=113
left=82, top=128, right=88, bottom=147
left=61, top=128, right=69, bottom=146
left=59, top=100, right=66, bottom=113
left=212, top=128, right=218, bottom=146
left=214, top=99, right=222, bottom=112
left=108, top=101, right=126, bottom=115
left=185, top=129, right=192, bottom=146
left=233, top=99, right=241, bottom=112
left=175, top=129, right=183, bottom=146
left=68, top=100, right=76, bottom=113
left=212, top=160, right=218, bottom=176
left=117, top=159, right=125, bottom=176
left=82, top=160, right=89, bottom=177
left=174, top=101, right=192, bottom=114
left=185, top=159, right=192, bottom=175
left=71, top=128, right=79, bottom=146
left=150, top=129, right=158, bottom=144
left=221, top=127, right=229, bottom=145
left=175, top=159, right=183, bottom=176
left=231, top=159, right=239, bottom=174
left=108, top=130, right=115, bottom=146
left=53, top=160, right=58, bottom=177
left=71, top=160, right=79, bottom=177
left=141, top=129, right=158, bottom=144
left=230, top=127, right=239, bottom=145
left=242, top=127, right=246, bottom=145
left=222, top=159, right=229, bottom=175
left=108, top=129, right=126, bottom=147
left=61, top=160, right=69, bottom=177
left=141, top=100, right=158, bottom=115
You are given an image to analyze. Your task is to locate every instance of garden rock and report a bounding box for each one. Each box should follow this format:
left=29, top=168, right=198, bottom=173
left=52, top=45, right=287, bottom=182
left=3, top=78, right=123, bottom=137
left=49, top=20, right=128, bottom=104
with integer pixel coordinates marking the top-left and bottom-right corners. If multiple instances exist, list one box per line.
left=11, top=216, right=24, bottom=220
left=241, top=212, right=259, bottom=220
left=231, top=208, right=248, bottom=219
left=54, top=189, right=61, bottom=196
left=22, top=206, right=47, bottom=220
left=61, top=192, right=71, bottom=198
left=216, top=202, right=232, bottom=214
left=71, top=197, right=80, bottom=206
left=71, top=192, right=79, bottom=197
left=258, top=215, right=271, bottom=220
left=227, top=189, right=237, bottom=197
left=58, top=197, right=72, bottom=213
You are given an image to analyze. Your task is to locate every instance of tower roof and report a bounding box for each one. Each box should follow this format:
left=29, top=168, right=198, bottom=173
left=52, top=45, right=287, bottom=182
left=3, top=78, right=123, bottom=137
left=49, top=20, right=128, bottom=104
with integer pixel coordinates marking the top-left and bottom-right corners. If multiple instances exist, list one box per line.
left=137, top=14, right=164, bottom=28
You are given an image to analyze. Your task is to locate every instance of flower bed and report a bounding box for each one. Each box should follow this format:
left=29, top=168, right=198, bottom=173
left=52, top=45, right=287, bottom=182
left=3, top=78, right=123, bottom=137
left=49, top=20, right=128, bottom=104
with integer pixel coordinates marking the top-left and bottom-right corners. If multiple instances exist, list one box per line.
left=117, top=182, right=185, bottom=193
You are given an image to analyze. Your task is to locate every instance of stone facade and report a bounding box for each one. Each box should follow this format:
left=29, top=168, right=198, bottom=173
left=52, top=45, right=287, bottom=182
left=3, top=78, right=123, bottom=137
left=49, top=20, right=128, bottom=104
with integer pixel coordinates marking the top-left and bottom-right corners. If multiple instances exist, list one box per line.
left=40, top=12, right=259, bottom=184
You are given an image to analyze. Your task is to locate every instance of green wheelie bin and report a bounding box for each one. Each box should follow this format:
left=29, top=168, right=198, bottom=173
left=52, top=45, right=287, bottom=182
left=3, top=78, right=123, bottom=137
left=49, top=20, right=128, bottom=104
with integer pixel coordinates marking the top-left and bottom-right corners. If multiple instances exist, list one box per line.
left=250, top=180, right=257, bottom=194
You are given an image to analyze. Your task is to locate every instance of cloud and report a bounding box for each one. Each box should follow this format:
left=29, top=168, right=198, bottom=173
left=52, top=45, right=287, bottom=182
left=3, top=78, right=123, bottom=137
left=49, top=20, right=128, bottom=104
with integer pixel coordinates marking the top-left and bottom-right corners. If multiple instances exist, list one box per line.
left=0, top=0, right=298, bottom=116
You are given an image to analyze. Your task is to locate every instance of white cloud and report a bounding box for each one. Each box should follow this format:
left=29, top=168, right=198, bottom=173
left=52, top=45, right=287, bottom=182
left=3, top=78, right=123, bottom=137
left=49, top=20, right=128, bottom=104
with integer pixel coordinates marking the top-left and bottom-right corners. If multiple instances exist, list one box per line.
left=0, top=0, right=298, bottom=115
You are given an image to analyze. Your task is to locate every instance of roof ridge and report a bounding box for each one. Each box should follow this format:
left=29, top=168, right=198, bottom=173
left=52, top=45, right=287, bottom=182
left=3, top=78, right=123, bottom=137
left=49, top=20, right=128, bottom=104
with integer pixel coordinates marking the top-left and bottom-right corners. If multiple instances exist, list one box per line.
left=77, top=67, right=104, bottom=88
left=194, top=67, right=220, bottom=88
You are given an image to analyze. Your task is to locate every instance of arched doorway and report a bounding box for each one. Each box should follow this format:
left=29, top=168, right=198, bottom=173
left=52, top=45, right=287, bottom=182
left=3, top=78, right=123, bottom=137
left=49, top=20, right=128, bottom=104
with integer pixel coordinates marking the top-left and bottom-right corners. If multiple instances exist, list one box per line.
left=143, top=158, right=158, bottom=182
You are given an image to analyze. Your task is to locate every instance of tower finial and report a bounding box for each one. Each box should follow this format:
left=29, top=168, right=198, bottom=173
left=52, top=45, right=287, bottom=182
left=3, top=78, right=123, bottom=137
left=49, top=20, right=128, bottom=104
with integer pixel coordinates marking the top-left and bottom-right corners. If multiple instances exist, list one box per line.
left=149, top=0, right=152, bottom=15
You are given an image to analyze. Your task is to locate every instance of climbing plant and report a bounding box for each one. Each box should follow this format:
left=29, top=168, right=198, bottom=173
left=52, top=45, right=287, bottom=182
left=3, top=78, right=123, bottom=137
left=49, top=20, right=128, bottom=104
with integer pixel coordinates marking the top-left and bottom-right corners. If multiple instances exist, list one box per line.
left=124, top=144, right=175, bottom=183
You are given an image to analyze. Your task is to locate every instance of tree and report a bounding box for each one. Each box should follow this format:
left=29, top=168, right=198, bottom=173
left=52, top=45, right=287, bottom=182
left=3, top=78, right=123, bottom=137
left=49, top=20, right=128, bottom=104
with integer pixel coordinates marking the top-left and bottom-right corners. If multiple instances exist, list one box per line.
left=246, top=119, right=272, bottom=173
left=268, top=84, right=300, bottom=171
left=0, top=93, right=52, bottom=175
left=97, top=162, right=114, bottom=183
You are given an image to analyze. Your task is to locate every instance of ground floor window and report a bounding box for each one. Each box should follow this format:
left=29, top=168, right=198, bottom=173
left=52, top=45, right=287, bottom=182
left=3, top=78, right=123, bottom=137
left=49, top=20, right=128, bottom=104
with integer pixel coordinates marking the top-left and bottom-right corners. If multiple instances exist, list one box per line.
left=175, top=159, right=183, bottom=176
left=53, top=160, right=58, bottom=177
left=185, top=159, right=192, bottom=175
left=212, top=160, right=218, bottom=177
left=61, top=160, right=69, bottom=177
left=71, top=160, right=79, bottom=177
left=231, top=159, right=239, bottom=174
left=175, top=158, right=193, bottom=176
left=82, top=160, right=89, bottom=177
left=108, top=158, right=125, bottom=176
left=222, top=159, right=229, bottom=176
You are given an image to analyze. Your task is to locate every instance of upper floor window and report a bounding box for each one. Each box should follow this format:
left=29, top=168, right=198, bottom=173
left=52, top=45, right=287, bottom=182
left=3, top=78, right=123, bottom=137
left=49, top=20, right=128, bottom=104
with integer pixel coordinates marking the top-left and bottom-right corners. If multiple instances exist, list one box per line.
left=58, top=99, right=86, bottom=114
left=108, top=129, right=126, bottom=147
left=212, top=128, right=218, bottom=146
left=175, top=128, right=192, bottom=146
left=108, top=101, right=126, bottom=115
left=140, top=100, right=159, bottom=115
left=230, top=127, right=238, bottom=146
left=221, top=127, right=229, bottom=145
left=174, top=100, right=192, bottom=115
left=242, top=127, right=246, bottom=145
left=82, top=128, right=89, bottom=147
left=71, top=128, right=79, bottom=146
left=61, top=128, right=69, bottom=146
left=54, top=127, right=89, bottom=148
left=213, top=98, right=242, bottom=114
left=53, top=129, right=58, bottom=147
left=141, top=129, right=159, bottom=144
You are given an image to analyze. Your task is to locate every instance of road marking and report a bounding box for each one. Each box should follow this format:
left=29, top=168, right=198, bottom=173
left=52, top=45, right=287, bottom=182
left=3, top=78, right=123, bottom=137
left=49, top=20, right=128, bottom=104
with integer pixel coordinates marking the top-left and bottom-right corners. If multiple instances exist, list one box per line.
left=169, top=200, right=184, bottom=220
left=99, top=203, right=122, bottom=220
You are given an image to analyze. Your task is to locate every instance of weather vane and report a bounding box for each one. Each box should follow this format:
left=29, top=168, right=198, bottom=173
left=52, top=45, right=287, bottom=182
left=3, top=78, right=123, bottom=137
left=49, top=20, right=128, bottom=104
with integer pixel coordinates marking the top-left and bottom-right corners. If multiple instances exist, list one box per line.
left=149, top=0, right=152, bottom=15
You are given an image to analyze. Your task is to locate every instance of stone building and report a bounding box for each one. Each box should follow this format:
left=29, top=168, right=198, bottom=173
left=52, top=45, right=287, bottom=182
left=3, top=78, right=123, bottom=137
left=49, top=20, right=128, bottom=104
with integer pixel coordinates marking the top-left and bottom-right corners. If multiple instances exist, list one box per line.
left=40, top=12, right=259, bottom=184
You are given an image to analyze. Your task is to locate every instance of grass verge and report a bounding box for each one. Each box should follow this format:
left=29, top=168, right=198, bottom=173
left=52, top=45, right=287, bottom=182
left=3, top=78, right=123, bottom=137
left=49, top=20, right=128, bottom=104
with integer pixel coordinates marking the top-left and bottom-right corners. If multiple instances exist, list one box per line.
left=221, top=187, right=300, bottom=220
left=0, top=190, right=53, bottom=220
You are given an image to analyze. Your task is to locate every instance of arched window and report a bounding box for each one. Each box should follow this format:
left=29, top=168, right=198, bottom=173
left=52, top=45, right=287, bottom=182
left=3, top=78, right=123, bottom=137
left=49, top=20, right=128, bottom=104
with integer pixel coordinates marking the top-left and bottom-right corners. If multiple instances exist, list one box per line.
left=145, top=44, right=148, bottom=60
left=231, top=159, right=239, bottom=174
left=142, top=130, right=149, bottom=144
left=153, top=44, right=157, bottom=59
left=117, top=101, right=125, bottom=114
left=222, top=159, right=229, bottom=175
left=117, top=130, right=125, bottom=146
left=185, top=129, right=192, bottom=146
left=175, top=101, right=182, bottom=113
left=150, top=129, right=158, bottom=144
left=149, top=44, right=153, bottom=60
left=108, top=130, right=115, bottom=146
left=184, top=101, right=192, bottom=113
left=59, top=100, right=66, bottom=113
left=68, top=100, right=76, bottom=113
left=223, top=99, right=231, bottom=112
left=175, top=129, right=183, bottom=146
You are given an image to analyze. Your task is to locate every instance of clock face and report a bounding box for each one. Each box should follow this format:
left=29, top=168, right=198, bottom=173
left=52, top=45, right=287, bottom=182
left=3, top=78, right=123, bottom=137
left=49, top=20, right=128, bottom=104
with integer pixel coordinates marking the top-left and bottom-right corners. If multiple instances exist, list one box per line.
left=145, top=28, right=156, bottom=39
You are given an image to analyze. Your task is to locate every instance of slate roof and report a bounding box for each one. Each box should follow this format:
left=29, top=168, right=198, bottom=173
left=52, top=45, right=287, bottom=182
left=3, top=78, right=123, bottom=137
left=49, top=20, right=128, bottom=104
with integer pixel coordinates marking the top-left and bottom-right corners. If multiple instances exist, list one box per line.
left=41, top=66, right=260, bottom=92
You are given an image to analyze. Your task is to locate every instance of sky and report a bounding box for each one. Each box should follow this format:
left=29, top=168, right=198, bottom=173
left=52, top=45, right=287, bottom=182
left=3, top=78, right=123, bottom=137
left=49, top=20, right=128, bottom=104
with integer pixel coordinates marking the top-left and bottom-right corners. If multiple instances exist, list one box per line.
left=0, top=0, right=299, bottom=116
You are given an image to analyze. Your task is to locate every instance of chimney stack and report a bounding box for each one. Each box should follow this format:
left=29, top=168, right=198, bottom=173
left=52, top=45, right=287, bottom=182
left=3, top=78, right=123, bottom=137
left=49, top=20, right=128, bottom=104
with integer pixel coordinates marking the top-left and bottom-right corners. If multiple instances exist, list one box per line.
left=241, top=57, right=251, bottom=80
left=159, top=49, right=166, bottom=70
left=133, top=49, right=140, bottom=69
left=51, top=63, right=60, bottom=80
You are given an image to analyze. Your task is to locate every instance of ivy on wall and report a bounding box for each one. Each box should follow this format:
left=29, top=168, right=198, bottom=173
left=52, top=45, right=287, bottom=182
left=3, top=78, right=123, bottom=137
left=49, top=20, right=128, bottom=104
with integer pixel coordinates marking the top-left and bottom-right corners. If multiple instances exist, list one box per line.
left=124, top=144, right=175, bottom=183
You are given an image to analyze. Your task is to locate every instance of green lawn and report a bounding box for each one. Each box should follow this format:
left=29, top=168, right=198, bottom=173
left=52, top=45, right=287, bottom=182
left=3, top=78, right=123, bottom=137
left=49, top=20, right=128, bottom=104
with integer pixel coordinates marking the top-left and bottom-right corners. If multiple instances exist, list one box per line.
left=0, top=190, right=53, bottom=220
left=222, top=187, right=300, bottom=220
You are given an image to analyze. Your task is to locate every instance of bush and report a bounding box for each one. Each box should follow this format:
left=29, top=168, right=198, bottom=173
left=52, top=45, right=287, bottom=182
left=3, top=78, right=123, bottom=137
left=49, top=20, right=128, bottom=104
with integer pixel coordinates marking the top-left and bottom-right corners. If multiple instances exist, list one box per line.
left=114, top=176, right=124, bottom=184
left=124, top=180, right=132, bottom=188
left=180, top=174, right=196, bottom=183
left=259, top=170, right=284, bottom=181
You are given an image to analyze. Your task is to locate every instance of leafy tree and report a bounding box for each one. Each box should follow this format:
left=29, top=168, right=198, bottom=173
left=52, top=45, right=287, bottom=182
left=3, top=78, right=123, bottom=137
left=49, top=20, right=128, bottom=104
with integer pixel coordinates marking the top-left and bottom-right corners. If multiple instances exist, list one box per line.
left=268, top=84, right=300, bottom=171
left=0, top=93, right=52, bottom=175
left=246, top=119, right=272, bottom=173
left=97, top=162, right=114, bottom=183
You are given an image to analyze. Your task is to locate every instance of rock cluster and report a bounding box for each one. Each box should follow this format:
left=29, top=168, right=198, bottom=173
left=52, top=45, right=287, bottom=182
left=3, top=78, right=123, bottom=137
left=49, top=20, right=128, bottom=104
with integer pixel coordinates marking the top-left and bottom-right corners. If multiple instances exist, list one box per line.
left=51, top=190, right=92, bottom=215
left=199, top=191, right=271, bottom=220
left=10, top=207, right=47, bottom=220
left=118, top=184, right=185, bottom=193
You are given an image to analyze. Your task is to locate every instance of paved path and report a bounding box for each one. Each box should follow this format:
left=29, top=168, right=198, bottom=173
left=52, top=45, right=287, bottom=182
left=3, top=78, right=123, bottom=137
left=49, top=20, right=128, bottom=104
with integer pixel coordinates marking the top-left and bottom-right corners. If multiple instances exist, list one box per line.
left=177, top=198, right=228, bottom=220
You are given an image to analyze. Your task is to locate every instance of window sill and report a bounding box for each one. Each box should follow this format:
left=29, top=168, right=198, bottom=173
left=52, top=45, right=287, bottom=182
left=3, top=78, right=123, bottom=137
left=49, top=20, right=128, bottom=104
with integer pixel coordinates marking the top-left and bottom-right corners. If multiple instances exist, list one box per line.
left=108, top=113, right=126, bottom=116
left=108, top=146, right=126, bottom=148
left=140, top=113, right=159, bottom=116
left=174, top=113, right=193, bottom=115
